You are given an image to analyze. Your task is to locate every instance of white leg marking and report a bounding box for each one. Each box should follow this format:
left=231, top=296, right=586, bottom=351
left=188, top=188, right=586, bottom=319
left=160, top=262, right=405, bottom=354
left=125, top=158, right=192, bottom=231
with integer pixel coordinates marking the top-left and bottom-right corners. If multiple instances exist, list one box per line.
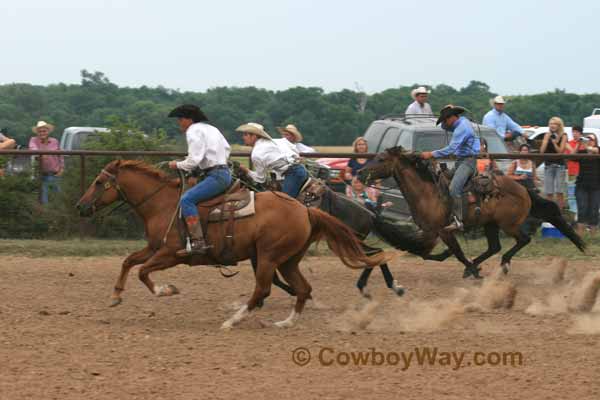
left=274, top=309, right=299, bottom=328
left=221, top=304, right=249, bottom=330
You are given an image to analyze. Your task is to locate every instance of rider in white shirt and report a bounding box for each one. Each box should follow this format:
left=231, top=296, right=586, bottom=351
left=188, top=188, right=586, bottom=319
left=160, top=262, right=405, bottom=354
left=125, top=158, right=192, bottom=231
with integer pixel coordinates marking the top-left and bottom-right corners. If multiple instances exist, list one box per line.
left=168, top=104, right=232, bottom=256
left=277, top=124, right=315, bottom=153
left=237, top=123, right=309, bottom=198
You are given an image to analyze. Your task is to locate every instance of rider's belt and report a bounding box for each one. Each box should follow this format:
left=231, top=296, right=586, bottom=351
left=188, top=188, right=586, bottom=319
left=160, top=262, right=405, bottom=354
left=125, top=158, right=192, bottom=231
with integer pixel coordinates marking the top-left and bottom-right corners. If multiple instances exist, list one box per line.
left=202, top=165, right=228, bottom=173
left=283, top=163, right=303, bottom=176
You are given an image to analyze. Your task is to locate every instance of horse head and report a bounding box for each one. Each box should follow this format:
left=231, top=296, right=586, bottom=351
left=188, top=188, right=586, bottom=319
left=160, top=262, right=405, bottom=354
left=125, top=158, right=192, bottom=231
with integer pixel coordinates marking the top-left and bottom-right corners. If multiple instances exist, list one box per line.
left=358, top=146, right=417, bottom=184
left=76, top=160, right=126, bottom=217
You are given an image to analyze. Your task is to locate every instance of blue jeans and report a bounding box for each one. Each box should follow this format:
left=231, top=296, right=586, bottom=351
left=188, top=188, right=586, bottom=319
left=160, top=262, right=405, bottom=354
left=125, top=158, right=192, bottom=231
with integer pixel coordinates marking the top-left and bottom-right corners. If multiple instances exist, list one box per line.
left=282, top=164, right=308, bottom=198
left=181, top=167, right=232, bottom=217
left=449, top=158, right=476, bottom=198
left=40, top=175, right=61, bottom=204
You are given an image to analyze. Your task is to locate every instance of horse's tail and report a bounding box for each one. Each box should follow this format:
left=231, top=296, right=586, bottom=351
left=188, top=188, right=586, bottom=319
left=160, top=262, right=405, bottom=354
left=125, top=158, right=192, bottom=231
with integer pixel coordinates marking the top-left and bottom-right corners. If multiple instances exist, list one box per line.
left=527, top=189, right=586, bottom=252
left=307, top=208, right=394, bottom=269
left=372, top=216, right=437, bottom=257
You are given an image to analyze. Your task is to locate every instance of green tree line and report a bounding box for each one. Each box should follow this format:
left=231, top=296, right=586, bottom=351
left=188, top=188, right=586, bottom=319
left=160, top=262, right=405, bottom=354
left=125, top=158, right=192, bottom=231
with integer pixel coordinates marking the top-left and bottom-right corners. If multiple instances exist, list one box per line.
left=1, top=71, right=599, bottom=148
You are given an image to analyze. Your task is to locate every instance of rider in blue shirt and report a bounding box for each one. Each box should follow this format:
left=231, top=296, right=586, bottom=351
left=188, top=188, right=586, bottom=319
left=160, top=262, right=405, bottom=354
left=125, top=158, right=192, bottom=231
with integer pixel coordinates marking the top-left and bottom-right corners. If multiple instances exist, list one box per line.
left=421, top=105, right=480, bottom=231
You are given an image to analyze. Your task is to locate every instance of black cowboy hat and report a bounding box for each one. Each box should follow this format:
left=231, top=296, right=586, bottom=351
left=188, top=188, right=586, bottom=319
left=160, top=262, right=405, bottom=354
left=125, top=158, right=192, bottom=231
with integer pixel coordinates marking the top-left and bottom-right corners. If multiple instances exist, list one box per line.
left=168, top=104, right=208, bottom=123
left=436, top=105, right=466, bottom=125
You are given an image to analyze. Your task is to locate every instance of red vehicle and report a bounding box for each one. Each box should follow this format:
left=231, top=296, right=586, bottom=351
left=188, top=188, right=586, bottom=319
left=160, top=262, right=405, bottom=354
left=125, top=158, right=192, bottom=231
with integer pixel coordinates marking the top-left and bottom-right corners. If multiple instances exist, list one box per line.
left=316, top=157, right=349, bottom=192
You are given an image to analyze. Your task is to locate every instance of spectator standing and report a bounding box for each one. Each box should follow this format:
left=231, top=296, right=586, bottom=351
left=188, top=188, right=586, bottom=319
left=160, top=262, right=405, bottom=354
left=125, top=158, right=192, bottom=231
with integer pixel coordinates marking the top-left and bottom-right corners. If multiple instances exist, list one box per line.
left=565, top=126, right=583, bottom=180
left=345, top=137, right=371, bottom=180
left=28, top=121, right=64, bottom=204
left=574, top=134, right=600, bottom=236
left=482, top=96, right=527, bottom=146
left=405, top=87, right=433, bottom=115
left=539, top=117, right=568, bottom=209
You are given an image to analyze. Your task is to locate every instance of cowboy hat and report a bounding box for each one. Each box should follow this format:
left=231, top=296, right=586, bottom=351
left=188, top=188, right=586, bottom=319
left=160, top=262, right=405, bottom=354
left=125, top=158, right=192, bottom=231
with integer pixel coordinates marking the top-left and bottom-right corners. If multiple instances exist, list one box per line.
left=235, top=122, right=273, bottom=140
left=411, top=86, right=430, bottom=100
left=489, top=95, right=506, bottom=107
left=168, top=104, right=208, bottom=122
left=32, top=121, right=55, bottom=133
left=436, top=105, right=466, bottom=125
left=276, top=124, right=303, bottom=142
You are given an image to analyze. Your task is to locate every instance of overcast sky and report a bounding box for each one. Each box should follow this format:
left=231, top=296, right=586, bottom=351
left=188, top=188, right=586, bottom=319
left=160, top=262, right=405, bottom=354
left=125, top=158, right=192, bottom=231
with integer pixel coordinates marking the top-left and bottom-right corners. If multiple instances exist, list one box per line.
left=2, top=0, right=598, bottom=95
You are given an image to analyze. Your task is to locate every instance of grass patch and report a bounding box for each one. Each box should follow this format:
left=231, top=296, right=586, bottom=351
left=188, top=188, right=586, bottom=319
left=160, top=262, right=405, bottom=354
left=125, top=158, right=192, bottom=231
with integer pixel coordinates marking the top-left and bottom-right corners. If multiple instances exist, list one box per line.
left=1, top=231, right=598, bottom=259
left=0, top=239, right=146, bottom=258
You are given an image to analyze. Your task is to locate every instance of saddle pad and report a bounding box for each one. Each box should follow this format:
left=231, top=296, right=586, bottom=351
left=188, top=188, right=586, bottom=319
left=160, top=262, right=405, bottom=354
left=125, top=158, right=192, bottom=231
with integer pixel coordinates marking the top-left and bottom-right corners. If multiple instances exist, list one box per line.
left=207, top=191, right=255, bottom=222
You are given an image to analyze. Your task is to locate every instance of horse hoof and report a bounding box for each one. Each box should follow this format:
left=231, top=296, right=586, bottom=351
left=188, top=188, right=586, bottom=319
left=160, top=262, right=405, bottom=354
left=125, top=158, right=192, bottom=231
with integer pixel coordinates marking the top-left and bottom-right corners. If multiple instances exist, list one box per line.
left=392, top=281, right=405, bottom=296
left=462, top=268, right=472, bottom=279
left=359, top=286, right=372, bottom=300
left=501, top=263, right=510, bottom=274
left=157, top=284, right=180, bottom=297
left=220, top=321, right=234, bottom=330
left=167, top=284, right=180, bottom=295
left=274, top=320, right=294, bottom=329
left=109, top=298, right=122, bottom=307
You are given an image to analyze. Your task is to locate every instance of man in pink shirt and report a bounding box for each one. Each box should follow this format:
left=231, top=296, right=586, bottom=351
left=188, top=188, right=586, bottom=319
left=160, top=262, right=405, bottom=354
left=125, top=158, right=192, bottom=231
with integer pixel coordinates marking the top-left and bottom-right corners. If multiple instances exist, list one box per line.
left=28, top=121, right=64, bottom=204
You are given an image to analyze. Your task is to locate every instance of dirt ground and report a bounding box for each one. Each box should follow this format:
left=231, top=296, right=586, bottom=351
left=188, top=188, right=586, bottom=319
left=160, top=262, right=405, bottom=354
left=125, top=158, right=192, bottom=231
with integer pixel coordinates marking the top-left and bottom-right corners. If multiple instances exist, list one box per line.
left=2, top=254, right=600, bottom=400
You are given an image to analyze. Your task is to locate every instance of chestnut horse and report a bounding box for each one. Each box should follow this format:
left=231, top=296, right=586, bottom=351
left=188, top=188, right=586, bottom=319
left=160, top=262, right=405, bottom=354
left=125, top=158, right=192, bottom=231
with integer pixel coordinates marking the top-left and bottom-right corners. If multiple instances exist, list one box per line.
left=76, top=160, right=389, bottom=329
left=359, top=146, right=585, bottom=277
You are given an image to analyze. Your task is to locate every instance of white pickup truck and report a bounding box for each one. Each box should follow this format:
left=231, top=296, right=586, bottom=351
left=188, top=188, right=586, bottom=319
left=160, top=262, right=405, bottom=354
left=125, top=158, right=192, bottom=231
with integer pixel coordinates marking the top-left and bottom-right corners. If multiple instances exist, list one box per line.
left=59, top=127, right=109, bottom=150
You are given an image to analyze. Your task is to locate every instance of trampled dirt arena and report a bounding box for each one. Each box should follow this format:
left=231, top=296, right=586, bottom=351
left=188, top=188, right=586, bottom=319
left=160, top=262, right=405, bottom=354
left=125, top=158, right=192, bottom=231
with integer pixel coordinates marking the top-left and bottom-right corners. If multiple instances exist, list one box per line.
left=2, top=254, right=600, bottom=400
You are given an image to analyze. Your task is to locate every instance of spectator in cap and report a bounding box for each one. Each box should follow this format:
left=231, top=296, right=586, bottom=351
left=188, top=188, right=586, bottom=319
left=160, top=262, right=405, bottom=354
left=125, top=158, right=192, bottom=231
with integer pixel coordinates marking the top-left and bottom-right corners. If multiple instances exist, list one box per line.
left=405, top=87, right=433, bottom=115
left=28, top=121, right=64, bottom=204
left=167, top=104, right=232, bottom=256
left=482, top=96, right=526, bottom=141
left=277, top=124, right=315, bottom=153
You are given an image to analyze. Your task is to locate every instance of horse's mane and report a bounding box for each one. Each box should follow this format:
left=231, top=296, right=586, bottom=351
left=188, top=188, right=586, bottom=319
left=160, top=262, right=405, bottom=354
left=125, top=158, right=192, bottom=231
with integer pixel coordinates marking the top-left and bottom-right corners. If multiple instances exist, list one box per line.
left=108, top=159, right=179, bottom=185
left=386, top=146, right=437, bottom=184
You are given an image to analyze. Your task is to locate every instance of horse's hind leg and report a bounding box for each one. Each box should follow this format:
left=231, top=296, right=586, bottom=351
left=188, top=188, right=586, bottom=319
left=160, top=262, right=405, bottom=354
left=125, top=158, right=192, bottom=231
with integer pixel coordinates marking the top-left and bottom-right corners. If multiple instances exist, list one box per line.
left=110, top=246, right=154, bottom=307
left=356, top=267, right=374, bottom=298
left=221, top=258, right=276, bottom=330
left=251, top=254, right=296, bottom=302
left=471, top=223, right=502, bottom=270
left=379, top=263, right=405, bottom=296
left=424, top=248, right=453, bottom=262
left=499, top=227, right=531, bottom=274
left=274, top=252, right=312, bottom=328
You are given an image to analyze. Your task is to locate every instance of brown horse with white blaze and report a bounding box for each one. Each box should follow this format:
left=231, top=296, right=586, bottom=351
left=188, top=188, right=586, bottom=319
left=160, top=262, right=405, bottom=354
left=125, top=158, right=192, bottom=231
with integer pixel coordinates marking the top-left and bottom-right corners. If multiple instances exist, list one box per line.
left=76, top=160, right=389, bottom=329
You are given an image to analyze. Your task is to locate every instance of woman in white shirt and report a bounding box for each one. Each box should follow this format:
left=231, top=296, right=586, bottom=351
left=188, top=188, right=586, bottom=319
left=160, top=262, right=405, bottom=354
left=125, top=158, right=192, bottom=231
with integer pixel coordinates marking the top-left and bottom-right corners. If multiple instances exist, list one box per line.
left=237, top=122, right=308, bottom=198
left=168, top=104, right=232, bottom=256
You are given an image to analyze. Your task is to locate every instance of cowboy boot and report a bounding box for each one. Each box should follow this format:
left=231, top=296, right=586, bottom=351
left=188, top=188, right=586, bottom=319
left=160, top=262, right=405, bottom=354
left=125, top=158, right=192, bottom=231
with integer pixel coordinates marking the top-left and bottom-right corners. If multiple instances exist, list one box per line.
left=176, top=216, right=212, bottom=257
left=443, top=196, right=464, bottom=232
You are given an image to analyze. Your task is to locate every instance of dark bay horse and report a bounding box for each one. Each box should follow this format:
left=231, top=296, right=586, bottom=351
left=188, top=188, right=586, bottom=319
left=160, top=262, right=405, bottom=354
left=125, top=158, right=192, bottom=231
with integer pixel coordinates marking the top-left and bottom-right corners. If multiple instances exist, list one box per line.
left=358, top=146, right=585, bottom=277
left=76, top=160, right=390, bottom=329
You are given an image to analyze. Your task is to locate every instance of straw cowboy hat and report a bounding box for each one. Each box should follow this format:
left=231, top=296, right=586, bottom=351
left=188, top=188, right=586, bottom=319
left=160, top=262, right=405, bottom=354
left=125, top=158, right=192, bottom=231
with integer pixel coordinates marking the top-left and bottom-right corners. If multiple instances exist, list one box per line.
left=436, top=105, right=466, bottom=125
left=32, top=121, right=55, bottom=133
left=411, top=86, right=430, bottom=100
left=235, top=122, right=273, bottom=140
left=277, top=124, right=303, bottom=142
left=490, top=95, right=506, bottom=107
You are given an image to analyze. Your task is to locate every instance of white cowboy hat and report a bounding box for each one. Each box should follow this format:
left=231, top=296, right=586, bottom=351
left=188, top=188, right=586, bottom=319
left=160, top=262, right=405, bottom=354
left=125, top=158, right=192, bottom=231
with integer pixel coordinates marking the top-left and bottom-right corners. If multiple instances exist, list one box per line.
left=411, top=86, right=430, bottom=100
left=490, top=96, right=506, bottom=106
left=235, top=122, right=272, bottom=140
left=276, top=124, right=303, bottom=142
left=32, top=120, right=55, bottom=133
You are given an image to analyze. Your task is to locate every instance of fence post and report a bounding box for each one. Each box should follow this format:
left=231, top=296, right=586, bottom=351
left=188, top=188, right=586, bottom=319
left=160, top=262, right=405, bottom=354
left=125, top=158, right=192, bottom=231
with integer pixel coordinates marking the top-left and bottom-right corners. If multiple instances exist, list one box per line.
left=79, top=155, right=86, bottom=240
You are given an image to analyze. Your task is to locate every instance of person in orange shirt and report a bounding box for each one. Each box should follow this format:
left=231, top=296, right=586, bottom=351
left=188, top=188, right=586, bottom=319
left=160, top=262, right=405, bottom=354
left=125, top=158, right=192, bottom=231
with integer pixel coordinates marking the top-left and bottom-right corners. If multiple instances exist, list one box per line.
left=476, top=138, right=497, bottom=173
left=565, top=126, right=583, bottom=182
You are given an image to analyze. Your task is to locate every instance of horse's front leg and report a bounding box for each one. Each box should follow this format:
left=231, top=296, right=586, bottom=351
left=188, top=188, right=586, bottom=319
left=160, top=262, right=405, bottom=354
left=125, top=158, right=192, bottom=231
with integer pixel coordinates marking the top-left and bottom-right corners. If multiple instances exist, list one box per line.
left=438, top=231, right=481, bottom=279
left=110, top=246, right=155, bottom=307
left=137, top=248, right=181, bottom=297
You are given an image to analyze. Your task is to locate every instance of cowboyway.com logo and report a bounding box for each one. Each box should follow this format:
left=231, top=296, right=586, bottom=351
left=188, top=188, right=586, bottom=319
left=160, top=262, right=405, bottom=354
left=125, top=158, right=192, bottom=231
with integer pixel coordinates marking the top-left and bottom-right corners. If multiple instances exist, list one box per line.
left=291, top=346, right=524, bottom=370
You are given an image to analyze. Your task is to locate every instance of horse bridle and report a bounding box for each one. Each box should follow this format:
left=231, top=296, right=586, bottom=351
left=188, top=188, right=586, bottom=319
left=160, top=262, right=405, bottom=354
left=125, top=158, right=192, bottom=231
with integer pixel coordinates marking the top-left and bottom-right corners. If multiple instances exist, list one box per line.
left=90, top=168, right=171, bottom=216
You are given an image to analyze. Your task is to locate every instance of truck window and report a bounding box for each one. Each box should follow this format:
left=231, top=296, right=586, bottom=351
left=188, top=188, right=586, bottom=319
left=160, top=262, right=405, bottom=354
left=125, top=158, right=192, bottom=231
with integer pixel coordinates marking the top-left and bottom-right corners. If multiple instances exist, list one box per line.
left=364, top=123, right=387, bottom=152
left=414, top=132, right=448, bottom=151
left=377, top=127, right=401, bottom=151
